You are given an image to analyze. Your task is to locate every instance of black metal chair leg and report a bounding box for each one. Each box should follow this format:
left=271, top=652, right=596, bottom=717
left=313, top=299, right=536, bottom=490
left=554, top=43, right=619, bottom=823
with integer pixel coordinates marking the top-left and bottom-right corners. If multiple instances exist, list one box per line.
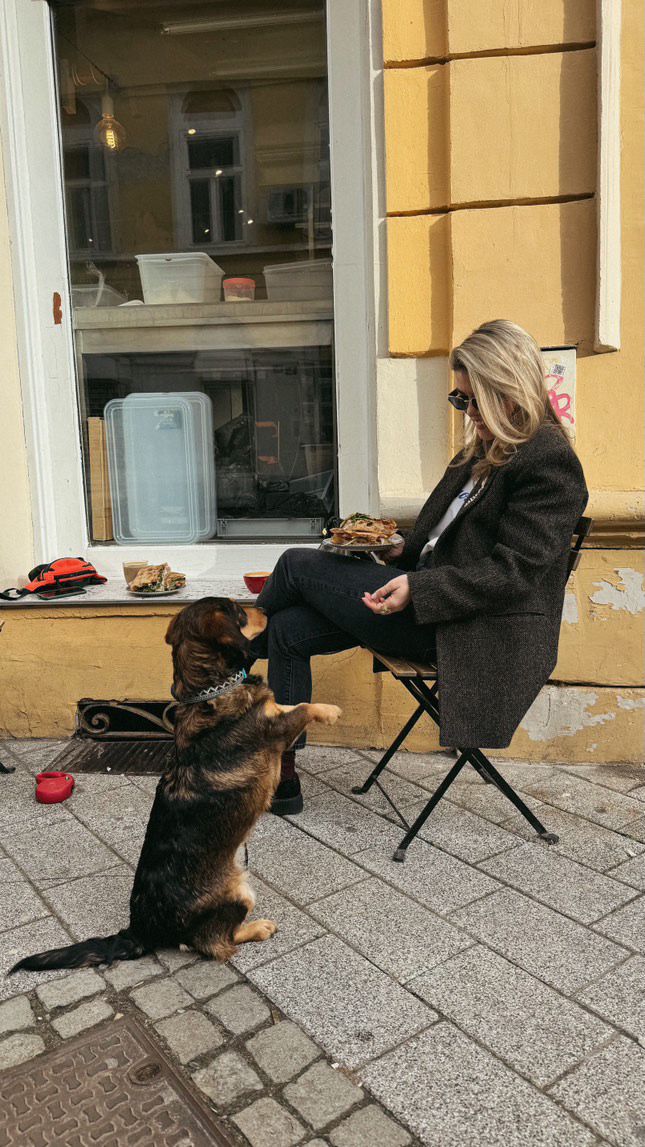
left=351, top=703, right=425, bottom=794
left=393, top=753, right=470, bottom=861
left=467, top=749, right=559, bottom=843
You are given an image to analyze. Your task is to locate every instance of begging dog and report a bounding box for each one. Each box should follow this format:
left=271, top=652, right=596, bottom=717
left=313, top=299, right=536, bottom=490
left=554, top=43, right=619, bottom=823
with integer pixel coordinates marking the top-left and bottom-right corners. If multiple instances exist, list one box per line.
left=11, top=598, right=341, bottom=974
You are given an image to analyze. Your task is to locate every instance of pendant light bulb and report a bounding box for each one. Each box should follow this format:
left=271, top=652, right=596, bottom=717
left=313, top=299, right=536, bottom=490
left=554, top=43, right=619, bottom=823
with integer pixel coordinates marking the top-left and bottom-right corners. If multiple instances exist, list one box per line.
left=96, top=92, right=126, bottom=152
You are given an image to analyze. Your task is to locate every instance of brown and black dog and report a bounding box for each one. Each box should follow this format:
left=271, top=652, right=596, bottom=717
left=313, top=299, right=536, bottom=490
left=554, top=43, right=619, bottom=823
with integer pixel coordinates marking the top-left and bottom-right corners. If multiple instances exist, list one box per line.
left=11, top=597, right=340, bottom=974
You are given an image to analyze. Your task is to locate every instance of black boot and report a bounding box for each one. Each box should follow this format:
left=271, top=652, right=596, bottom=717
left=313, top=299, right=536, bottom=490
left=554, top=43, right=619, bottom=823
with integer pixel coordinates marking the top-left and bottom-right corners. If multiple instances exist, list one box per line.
left=271, top=750, right=304, bottom=816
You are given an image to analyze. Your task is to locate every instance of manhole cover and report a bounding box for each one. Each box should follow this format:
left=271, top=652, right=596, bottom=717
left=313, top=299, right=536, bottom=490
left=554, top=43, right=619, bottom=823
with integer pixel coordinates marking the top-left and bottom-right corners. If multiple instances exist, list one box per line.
left=0, top=1016, right=235, bottom=1146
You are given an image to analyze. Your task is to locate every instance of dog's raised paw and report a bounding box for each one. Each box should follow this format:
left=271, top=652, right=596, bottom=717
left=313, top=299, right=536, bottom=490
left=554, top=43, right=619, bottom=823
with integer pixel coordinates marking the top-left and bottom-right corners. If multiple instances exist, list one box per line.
left=312, top=704, right=342, bottom=725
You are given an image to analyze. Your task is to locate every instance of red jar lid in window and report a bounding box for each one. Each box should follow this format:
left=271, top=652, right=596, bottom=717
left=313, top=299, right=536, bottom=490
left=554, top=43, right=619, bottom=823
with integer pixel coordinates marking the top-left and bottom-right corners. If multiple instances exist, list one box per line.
left=223, top=277, right=255, bottom=288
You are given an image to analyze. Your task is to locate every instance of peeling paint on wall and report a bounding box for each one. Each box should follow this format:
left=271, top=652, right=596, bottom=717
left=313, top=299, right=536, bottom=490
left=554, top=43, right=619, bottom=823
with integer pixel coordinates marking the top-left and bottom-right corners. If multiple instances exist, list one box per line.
left=562, top=592, right=579, bottom=624
left=521, top=686, right=616, bottom=741
left=590, top=568, right=645, bottom=614
left=617, top=695, right=645, bottom=710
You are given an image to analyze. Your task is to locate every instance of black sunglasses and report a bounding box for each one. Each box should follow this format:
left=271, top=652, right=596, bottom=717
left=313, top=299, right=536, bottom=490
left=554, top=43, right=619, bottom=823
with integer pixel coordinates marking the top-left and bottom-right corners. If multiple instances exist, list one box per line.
left=448, top=388, right=478, bottom=413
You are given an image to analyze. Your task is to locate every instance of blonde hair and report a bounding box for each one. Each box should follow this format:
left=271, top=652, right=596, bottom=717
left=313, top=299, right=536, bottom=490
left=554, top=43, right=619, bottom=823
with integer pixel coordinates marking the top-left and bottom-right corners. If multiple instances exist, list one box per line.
left=449, top=319, right=568, bottom=479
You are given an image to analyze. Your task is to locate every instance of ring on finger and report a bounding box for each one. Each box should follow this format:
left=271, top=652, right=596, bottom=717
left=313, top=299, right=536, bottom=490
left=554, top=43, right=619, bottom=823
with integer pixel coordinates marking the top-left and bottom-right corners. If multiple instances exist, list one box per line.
left=381, top=605, right=390, bottom=614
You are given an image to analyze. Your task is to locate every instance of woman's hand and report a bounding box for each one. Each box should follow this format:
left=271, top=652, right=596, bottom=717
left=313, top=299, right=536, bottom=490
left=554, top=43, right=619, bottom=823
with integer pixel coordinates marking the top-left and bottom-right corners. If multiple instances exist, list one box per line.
left=362, top=575, right=411, bottom=616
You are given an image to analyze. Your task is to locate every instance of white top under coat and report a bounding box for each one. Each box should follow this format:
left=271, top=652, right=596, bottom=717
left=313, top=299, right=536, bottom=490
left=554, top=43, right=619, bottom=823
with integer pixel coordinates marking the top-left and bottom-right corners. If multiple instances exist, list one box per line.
left=418, top=477, right=476, bottom=562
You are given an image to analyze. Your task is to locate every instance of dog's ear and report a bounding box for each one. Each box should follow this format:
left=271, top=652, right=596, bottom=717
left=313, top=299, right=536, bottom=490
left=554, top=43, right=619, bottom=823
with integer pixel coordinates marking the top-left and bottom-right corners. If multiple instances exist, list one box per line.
left=200, top=608, right=245, bottom=647
left=165, top=611, right=184, bottom=646
left=240, top=607, right=268, bottom=640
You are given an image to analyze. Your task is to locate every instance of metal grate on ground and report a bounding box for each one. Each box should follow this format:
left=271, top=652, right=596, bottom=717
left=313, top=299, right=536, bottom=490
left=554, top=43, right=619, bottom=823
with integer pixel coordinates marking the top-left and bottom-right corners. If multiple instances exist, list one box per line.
left=50, top=737, right=175, bottom=775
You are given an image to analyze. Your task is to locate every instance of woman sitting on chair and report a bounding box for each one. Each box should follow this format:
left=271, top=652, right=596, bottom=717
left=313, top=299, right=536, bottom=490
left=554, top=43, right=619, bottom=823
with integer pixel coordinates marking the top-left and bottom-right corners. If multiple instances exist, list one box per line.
left=253, top=319, right=588, bottom=815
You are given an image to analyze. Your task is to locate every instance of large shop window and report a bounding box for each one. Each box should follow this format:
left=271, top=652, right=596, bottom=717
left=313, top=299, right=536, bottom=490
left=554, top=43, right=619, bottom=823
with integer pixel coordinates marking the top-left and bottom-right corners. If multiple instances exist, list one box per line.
left=53, top=0, right=335, bottom=544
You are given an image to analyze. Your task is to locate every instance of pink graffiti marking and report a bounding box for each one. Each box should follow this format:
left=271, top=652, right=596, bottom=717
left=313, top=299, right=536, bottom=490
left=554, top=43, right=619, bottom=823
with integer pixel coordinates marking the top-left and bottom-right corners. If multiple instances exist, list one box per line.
left=546, top=371, right=575, bottom=425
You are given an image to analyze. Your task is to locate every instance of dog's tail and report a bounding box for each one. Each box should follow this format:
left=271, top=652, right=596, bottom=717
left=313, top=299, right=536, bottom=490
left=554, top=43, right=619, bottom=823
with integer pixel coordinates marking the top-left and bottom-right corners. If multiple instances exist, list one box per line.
left=9, top=928, right=146, bottom=974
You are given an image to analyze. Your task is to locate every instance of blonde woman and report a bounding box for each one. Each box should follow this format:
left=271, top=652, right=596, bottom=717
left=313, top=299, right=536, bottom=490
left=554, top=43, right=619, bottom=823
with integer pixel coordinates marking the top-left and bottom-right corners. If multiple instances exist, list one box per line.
left=254, top=320, right=588, bottom=814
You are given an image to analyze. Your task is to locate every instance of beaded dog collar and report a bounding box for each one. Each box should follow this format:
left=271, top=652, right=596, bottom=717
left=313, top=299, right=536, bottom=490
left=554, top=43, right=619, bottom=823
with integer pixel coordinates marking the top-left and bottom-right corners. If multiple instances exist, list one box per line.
left=171, top=669, right=248, bottom=706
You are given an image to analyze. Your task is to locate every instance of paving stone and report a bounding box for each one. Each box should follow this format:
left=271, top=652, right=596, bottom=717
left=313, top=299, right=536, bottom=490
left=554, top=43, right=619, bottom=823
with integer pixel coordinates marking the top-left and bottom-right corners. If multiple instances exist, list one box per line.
left=0, top=770, right=73, bottom=832
left=246, top=1020, right=320, bottom=1084
left=504, top=801, right=645, bottom=872
left=623, top=817, right=645, bottom=845
left=155, top=1008, right=224, bottom=1064
left=233, top=1097, right=306, bottom=1147
left=446, top=782, right=528, bottom=825
left=175, top=959, right=240, bottom=999
left=51, top=997, right=113, bottom=1038
left=0, top=858, right=23, bottom=882
left=42, top=868, right=132, bottom=938
left=632, top=785, right=645, bottom=802
left=130, top=976, right=193, bottom=1020
left=0, top=880, right=50, bottom=932
left=3, top=739, right=66, bottom=767
left=479, top=841, right=635, bottom=924
left=36, top=967, right=105, bottom=1010
left=0, top=917, right=73, bottom=1002
left=309, top=877, right=471, bottom=982
left=328, top=1105, right=411, bottom=1147
left=232, top=877, right=326, bottom=974
left=549, top=1036, right=645, bottom=1147
left=205, top=984, right=271, bottom=1035
left=0, top=1032, right=46, bottom=1069
left=320, top=760, right=428, bottom=816
left=385, top=750, right=458, bottom=786
left=193, top=1050, right=263, bottom=1107
left=284, top=1062, right=363, bottom=1130
left=361, top=1022, right=595, bottom=1147
left=103, top=954, right=165, bottom=990
left=595, top=896, right=645, bottom=954
left=249, top=934, right=435, bottom=1069
left=157, top=947, right=199, bottom=973
left=608, top=853, right=645, bottom=891
left=3, top=819, right=118, bottom=885
left=409, top=945, right=612, bottom=1087
left=404, top=798, right=523, bottom=865
left=576, top=956, right=645, bottom=1045
left=70, top=785, right=153, bottom=848
left=112, top=834, right=145, bottom=866
left=453, top=888, right=628, bottom=994
left=522, top=773, right=645, bottom=830
left=563, top=764, right=645, bottom=794
left=355, top=833, right=500, bottom=916
left=285, top=789, right=401, bottom=856
left=0, top=995, right=35, bottom=1035
left=304, top=1141, right=329, bottom=1147
left=247, top=815, right=366, bottom=904
left=299, top=746, right=363, bottom=775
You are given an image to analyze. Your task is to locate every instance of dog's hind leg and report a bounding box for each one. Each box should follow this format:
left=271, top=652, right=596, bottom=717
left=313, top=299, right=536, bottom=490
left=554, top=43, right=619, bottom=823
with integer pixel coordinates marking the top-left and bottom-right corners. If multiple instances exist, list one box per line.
left=233, top=918, right=278, bottom=944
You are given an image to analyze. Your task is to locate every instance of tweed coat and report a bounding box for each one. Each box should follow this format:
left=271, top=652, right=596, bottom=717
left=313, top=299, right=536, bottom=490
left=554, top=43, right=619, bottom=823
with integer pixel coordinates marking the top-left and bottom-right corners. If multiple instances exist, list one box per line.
left=399, top=423, right=588, bottom=748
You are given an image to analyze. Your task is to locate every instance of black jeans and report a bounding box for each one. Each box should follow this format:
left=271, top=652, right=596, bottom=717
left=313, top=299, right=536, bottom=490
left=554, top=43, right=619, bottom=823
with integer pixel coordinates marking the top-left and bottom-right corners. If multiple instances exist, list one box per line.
left=251, top=548, right=436, bottom=748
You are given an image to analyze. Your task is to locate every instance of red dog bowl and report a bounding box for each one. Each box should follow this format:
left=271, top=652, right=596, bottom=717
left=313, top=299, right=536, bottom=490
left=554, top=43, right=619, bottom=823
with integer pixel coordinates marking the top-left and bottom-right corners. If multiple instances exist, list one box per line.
left=243, top=571, right=271, bottom=594
left=36, top=771, right=75, bottom=804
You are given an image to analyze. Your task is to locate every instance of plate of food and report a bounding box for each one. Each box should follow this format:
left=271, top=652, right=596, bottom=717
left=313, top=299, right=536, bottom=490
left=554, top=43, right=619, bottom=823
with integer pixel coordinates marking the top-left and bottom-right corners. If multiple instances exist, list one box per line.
left=321, top=514, right=402, bottom=554
left=127, top=563, right=187, bottom=595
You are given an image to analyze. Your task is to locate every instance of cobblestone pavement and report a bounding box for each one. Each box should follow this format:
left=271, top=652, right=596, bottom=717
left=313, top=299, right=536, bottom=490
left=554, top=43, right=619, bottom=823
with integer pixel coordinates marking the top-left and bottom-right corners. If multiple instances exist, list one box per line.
left=1, top=738, right=644, bottom=1147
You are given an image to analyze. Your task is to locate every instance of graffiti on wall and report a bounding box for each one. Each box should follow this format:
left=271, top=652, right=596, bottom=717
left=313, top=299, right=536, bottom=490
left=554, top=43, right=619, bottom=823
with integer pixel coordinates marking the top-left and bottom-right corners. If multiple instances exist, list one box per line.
left=543, top=347, right=576, bottom=438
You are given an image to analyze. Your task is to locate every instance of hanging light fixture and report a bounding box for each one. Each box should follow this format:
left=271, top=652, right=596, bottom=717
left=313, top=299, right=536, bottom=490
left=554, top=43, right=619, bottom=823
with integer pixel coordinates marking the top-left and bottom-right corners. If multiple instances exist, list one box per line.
left=96, top=89, right=127, bottom=152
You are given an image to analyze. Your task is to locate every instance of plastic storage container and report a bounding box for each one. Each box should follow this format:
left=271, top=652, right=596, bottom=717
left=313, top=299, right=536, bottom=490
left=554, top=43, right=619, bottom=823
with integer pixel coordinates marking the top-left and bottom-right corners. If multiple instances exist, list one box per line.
left=135, top=253, right=225, bottom=305
left=104, top=393, right=216, bottom=544
left=223, top=277, right=256, bottom=302
left=263, top=259, right=333, bottom=302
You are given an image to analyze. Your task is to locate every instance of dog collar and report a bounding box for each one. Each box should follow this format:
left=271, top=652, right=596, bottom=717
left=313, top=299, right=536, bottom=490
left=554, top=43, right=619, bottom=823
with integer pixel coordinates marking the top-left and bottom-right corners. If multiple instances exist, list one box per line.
left=172, top=669, right=248, bottom=706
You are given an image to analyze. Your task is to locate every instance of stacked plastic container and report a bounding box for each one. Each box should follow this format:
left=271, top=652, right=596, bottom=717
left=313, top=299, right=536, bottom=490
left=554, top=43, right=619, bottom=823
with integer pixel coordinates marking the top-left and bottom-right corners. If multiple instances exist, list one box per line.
left=104, top=393, right=216, bottom=544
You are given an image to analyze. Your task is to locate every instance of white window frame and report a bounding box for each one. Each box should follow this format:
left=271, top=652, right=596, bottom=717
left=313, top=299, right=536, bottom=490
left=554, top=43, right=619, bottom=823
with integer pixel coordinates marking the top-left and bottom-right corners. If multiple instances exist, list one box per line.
left=0, top=0, right=379, bottom=577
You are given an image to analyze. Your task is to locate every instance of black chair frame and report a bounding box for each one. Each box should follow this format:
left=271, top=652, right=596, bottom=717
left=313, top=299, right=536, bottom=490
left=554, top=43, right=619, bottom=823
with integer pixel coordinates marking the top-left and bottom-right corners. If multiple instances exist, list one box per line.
left=352, top=515, right=593, bottom=862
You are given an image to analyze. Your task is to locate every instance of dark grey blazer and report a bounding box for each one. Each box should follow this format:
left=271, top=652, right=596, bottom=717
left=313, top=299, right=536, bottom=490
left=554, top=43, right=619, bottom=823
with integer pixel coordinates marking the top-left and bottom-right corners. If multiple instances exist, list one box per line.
left=399, top=424, right=588, bottom=748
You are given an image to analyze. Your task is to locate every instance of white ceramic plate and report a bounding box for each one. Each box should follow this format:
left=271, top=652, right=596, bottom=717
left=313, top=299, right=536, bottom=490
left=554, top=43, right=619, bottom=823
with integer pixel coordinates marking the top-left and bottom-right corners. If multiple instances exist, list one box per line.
left=126, top=586, right=183, bottom=597
left=321, top=532, right=403, bottom=555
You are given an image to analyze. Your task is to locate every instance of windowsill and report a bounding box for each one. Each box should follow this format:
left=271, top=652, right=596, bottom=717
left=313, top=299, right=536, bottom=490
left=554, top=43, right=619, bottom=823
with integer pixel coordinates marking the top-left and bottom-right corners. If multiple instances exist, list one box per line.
left=73, top=299, right=334, bottom=329
left=0, top=575, right=260, bottom=609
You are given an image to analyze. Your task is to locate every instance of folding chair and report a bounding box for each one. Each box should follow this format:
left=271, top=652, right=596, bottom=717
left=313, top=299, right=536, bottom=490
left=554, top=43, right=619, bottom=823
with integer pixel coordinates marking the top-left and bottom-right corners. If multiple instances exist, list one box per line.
left=352, top=515, right=593, bottom=862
